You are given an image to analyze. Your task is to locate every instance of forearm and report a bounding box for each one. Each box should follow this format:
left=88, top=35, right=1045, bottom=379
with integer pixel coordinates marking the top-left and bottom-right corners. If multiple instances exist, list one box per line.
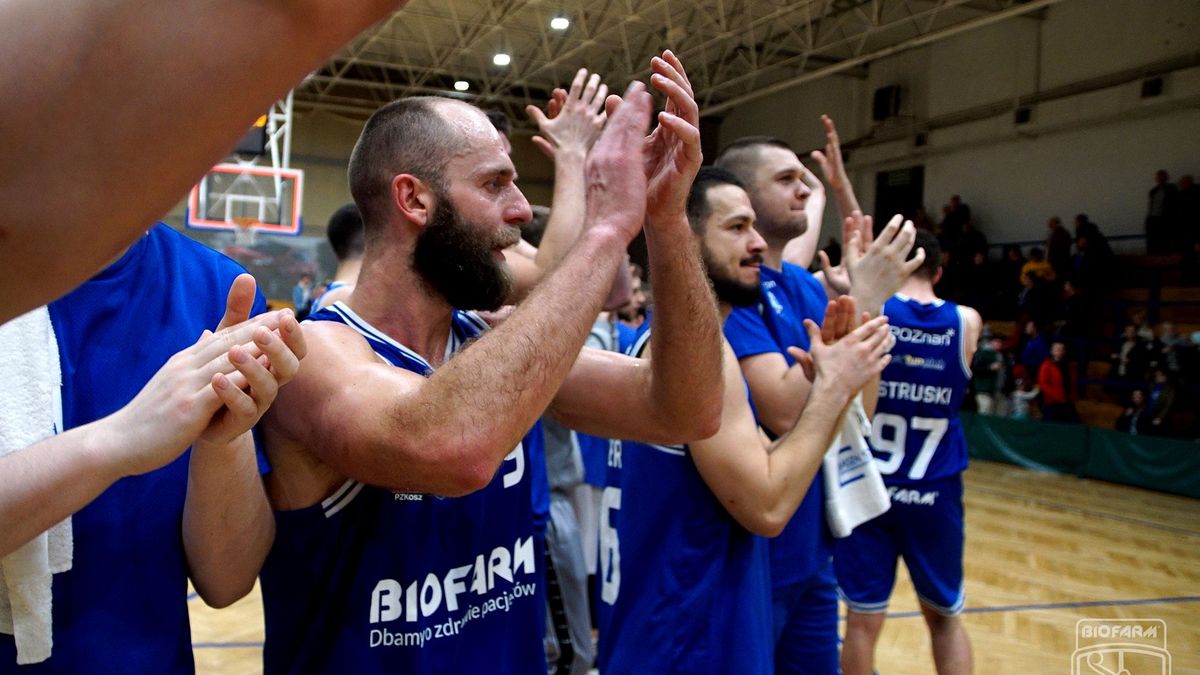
left=0, top=420, right=125, bottom=558
left=645, top=213, right=724, bottom=438
left=0, top=0, right=400, bottom=322
left=183, top=434, right=274, bottom=608
left=533, top=150, right=589, bottom=275
left=760, top=378, right=851, bottom=529
left=831, top=178, right=861, bottom=223
left=758, top=365, right=816, bottom=438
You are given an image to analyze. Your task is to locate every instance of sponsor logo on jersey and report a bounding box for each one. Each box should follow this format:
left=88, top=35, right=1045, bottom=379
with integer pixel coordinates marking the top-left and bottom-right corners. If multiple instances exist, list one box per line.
left=878, top=381, right=954, bottom=404
left=888, top=487, right=938, bottom=505
left=765, top=288, right=784, bottom=316
left=369, top=536, right=537, bottom=628
left=890, top=325, right=955, bottom=346
left=901, top=354, right=946, bottom=371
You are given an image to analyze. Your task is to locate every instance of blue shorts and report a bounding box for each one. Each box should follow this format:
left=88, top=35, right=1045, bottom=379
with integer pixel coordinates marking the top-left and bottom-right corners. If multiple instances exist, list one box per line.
left=834, top=473, right=965, bottom=616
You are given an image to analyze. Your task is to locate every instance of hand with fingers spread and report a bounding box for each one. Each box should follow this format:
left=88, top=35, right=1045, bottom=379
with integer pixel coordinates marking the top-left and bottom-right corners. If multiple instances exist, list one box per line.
left=786, top=295, right=871, bottom=381
left=846, top=214, right=926, bottom=316
left=526, top=68, right=609, bottom=160
left=585, top=81, right=653, bottom=245
left=818, top=210, right=873, bottom=298
left=641, top=50, right=703, bottom=223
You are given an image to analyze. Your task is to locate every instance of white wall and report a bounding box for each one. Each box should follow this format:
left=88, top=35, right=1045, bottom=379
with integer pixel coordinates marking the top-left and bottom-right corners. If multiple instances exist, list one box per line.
left=719, top=0, right=1200, bottom=250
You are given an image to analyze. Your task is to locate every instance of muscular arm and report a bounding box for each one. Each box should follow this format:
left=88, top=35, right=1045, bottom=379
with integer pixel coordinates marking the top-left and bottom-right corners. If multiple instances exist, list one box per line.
left=266, top=83, right=656, bottom=501
left=0, top=0, right=403, bottom=323
left=548, top=52, right=723, bottom=444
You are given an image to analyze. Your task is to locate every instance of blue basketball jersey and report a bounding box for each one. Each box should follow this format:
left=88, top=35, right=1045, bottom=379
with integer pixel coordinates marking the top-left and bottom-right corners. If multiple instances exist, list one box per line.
left=723, top=262, right=831, bottom=590
left=260, top=303, right=545, bottom=674
left=870, top=295, right=971, bottom=485
left=597, top=331, right=774, bottom=674
left=0, top=225, right=264, bottom=674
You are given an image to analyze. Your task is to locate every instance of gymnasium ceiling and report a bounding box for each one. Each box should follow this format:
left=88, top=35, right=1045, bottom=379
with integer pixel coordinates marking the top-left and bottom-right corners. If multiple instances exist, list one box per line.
left=294, top=0, right=1060, bottom=126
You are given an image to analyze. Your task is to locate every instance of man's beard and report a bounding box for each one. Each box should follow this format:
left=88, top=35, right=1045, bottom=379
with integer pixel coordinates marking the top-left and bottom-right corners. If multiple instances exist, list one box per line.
left=702, top=247, right=762, bottom=307
left=413, top=194, right=517, bottom=311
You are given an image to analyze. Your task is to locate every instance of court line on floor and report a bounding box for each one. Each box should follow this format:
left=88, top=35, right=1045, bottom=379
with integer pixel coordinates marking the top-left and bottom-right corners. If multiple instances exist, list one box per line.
left=967, top=484, right=1200, bottom=538
left=192, top=596, right=1200, bottom=649
left=870, top=595, right=1200, bottom=621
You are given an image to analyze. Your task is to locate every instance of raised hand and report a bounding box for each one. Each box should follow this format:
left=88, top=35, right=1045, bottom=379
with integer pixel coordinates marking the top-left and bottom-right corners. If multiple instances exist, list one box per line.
left=526, top=68, right=609, bottom=160
left=585, top=81, right=653, bottom=245
left=817, top=211, right=874, bottom=298
left=847, top=214, right=925, bottom=314
left=642, top=50, right=702, bottom=223
left=787, top=296, right=871, bottom=381
left=811, top=115, right=850, bottom=194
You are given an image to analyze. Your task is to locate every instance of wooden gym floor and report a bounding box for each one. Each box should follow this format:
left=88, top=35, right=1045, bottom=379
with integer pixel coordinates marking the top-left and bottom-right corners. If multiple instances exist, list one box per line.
left=190, top=459, right=1200, bottom=673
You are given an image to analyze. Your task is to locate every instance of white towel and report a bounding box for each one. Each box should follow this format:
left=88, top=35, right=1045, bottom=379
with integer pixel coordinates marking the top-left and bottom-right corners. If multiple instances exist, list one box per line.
left=823, top=396, right=890, bottom=538
left=0, top=306, right=70, bottom=664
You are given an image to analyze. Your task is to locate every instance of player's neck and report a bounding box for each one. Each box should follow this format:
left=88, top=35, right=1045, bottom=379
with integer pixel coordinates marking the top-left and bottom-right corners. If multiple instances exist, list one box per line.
left=718, top=301, right=733, bottom=321
left=898, top=277, right=938, bottom=303
left=347, top=254, right=454, bottom=366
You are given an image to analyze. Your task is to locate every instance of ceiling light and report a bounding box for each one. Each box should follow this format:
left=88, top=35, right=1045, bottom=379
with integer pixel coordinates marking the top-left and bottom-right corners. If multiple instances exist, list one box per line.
left=454, top=80, right=469, bottom=91
left=550, top=17, right=569, bottom=30
left=493, top=53, right=511, bottom=66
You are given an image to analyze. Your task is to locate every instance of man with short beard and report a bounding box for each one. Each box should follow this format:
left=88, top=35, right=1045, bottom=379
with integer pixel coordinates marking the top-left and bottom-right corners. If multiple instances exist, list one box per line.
left=256, top=52, right=724, bottom=674
left=597, top=167, right=894, bottom=673
left=716, top=131, right=921, bottom=674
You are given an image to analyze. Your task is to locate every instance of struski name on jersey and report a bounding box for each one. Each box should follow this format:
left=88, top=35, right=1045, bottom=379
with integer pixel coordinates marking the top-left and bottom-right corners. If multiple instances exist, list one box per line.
left=877, top=381, right=954, bottom=404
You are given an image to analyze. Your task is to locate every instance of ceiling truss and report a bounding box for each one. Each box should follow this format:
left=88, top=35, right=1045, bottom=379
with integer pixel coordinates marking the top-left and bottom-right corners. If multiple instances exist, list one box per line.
left=294, top=0, right=1056, bottom=127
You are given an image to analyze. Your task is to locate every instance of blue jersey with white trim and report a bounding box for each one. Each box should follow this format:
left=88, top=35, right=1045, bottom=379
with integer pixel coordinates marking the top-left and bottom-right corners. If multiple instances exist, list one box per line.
left=260, top=303, right=544, bottom=675
left=723, top=261, right=831, bottom=590
left=0, top=225, right=265, bottom=674
left=870, top=295, right=971, bottom=485
left=596, top=331, right=773, bottom=674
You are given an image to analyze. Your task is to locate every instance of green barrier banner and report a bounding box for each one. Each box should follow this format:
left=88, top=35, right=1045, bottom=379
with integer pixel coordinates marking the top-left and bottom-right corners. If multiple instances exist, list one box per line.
left=962, top=413, right=1200, bottom=499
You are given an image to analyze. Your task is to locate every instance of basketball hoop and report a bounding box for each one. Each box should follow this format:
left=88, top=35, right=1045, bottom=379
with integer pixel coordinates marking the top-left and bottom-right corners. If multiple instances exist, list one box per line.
left=233, top=216, right=258, bottom=247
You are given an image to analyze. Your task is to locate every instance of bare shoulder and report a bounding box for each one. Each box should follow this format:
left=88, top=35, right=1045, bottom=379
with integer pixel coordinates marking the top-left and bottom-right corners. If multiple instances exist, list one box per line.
left=957, top=304, right=983, bottom=338
left=261, top=319, right=425, bottom=508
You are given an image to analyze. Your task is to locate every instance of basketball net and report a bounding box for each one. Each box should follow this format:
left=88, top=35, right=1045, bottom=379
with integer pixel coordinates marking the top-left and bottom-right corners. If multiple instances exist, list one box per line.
left=233, top=216, right=258, bottom=247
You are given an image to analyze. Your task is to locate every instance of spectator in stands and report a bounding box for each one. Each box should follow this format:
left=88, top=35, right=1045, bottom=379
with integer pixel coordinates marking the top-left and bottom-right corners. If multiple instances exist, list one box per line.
left=956, top=219, right=988, bottom=265
left=1074, top=214, right=1113, bottom=260
left=1115, top=389, right=1149, bottom=434
left=1059, top=280, right=1089, bottom=339
left=291, top=272, right=313, bottom=319
left=1158, top=321, right=1189, bottom=378
left=941, top=194, right=971, bottom=235
left=1038, top=340, right=1078, bottom=423
left=1145, top=170, right=1177, bottom=254
left=961, top=252, right=994, bottom=317
left=1019, top=320, right=1050, bottom=376
left=1021, top=247, right=1053, bottom=283
left=1145, top=367, right=1178, bottom=436
left=1045, top=216, right=1072, bottom=281
left=998, top=245, right=1026, bottom=318
left=972, top=334, right=1011, bottom=415
left=1009, top=377, right=1040, bottom=420
left=1018, top=272, right=1057, bottom=328
left=1110, top=323, right=1152, bottom=384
